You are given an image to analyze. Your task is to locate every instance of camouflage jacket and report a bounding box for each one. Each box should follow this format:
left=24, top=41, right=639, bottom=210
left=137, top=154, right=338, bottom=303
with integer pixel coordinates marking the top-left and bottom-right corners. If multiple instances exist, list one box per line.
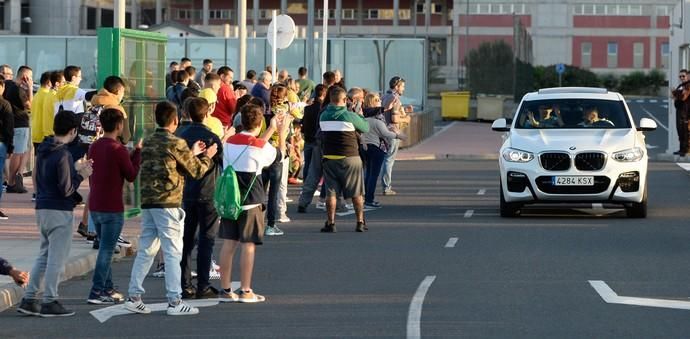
left=140, top=128, right=212, bottom=208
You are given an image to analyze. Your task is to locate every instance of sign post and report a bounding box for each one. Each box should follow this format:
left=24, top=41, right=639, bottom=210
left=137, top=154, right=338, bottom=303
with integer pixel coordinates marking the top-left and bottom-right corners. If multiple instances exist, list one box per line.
left=556, top=63, right=566, bottom=87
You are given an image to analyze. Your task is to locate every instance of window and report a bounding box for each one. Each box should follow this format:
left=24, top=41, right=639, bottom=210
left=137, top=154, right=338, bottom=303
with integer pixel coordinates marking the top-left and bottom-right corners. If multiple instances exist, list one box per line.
left=342, top=9, right=355, bottom=20
left=581, top=42, right=592, bottom=69
left=317, top=9, right=335, bottom=19
left=368, top=9, right=379, bottom=19
left=477, top=3, right=490, bottom=14
left=656, top=5, right=671, bottom=16
left=177, top=9, right=191, bottom=20
left=633, top=42, right=644, bottom=68
left=629, top=5, right=642, bottom=16
left=209, top=10, right=231, bottom=20
left=399, top=9, right=411, bottom=19
left=661, top=42, right=670, bottom=69
left=607, top=42, right=618, bottom=68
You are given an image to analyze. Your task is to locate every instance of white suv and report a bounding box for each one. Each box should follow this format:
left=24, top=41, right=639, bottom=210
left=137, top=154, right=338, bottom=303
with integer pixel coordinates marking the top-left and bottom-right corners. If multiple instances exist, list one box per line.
left=491, top=87, right=657, bottom=218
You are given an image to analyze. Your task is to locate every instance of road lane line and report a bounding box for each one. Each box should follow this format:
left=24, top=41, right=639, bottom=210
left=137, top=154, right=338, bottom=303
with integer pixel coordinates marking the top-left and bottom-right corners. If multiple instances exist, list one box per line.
left=649, top=99, right=658, bottom=103
left=589, top=280, right=690, bottom=310
left=464, top=210, right=474, bottom=218
left=444, top=237, right=458, bottom=248
left=636, top=99, right=644, bottom=103
left=677, top=163, right=690, bottom=171
left=407, top=276, right=437, bottom=339
left=477, top=189, right=486, bottom=195
left=639, top=106, right=669, bottom=131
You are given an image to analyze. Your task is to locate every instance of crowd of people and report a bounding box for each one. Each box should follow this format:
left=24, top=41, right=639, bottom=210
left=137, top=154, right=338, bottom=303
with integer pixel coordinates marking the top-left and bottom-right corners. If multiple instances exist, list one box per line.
left=0, top=58, right=413, bottom=317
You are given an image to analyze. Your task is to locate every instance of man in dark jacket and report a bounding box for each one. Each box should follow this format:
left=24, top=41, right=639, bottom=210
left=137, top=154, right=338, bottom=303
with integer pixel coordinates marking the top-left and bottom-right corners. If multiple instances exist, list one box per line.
left=0, top=76, right=14, bottom=219
left=178, top=97, right=224, bottom=299
left=18, top=110, right=93, bottom=317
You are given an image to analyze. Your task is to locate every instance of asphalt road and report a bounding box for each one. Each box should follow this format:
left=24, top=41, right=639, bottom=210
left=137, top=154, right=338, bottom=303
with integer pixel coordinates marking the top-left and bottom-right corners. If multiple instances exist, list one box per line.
left=625, top=97, right=669, bottom=156
left=2, top=159, right=690, bottom=338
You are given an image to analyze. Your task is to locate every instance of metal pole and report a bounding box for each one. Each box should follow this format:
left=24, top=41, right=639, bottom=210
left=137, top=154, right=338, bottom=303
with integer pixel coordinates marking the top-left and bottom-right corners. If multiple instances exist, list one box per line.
left=131, top=0, right=139, bottom=29
left=203, top=0, right=209, bottom=27
left=272, top=10, right=278, bottom=84
left=253, top=0, right=260, bottom=35
left=335, top=0, right=341, bottom=36
left=393, top=0, right=399, bottom=26
left=281, top=0, right=287, bottom=14
left=114, top=0, right=126, bottom=28
left=424, top=0, right=430, bottom=36
left=239, top=0, right=247, bottom=80
left=322, top=0, right=328, bottom=74
left=463, top=0, right=469, bottom=90
left=307, top=0, right=315, bottom=75
left=155, top=0, right=163, bottom=25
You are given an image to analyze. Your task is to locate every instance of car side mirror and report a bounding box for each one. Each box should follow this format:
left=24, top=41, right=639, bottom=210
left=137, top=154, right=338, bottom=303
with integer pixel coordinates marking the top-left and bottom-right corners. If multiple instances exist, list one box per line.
left=492, top=118, right=510, bottom=132
left=637, top=118, right=657, bottom=132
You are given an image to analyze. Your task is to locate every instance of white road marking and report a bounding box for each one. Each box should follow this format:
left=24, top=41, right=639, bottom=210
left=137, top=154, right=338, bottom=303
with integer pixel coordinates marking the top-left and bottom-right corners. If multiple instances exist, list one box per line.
left=336, top=208, right=376, bottom=216
left=662, top=104, right=668, bottom=109
left=463, top=210, right=474, bottom=218
left=589, top=280, right=690, bottom=310
left=444, top=237, right=459, bottom=248
left=649, top=99, right=658, bottom=103
left=639, top=106, right=669, bottom=131
left=677, top=163, right=690, bottom=171
left=635, top=99, right=644, bottom=103
left=646, top=144, right=658, bottom=149
left=477, top=189, right=486, bottom=195
left=407, top=275, right=436, bottom=339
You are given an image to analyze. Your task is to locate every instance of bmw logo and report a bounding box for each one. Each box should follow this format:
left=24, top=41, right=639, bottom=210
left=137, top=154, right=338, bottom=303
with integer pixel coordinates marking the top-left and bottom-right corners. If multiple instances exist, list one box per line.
left=569, top=146, right=576, bottom=150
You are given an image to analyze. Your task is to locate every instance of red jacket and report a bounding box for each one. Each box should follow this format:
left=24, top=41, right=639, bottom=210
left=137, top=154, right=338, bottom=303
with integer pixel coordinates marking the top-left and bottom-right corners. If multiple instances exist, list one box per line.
left=212, top=83, right=236, bottom=126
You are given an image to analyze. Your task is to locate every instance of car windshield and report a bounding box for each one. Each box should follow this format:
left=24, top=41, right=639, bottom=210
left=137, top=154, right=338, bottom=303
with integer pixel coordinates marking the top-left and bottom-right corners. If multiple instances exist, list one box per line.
left=514, top=99, right=631, bottom=129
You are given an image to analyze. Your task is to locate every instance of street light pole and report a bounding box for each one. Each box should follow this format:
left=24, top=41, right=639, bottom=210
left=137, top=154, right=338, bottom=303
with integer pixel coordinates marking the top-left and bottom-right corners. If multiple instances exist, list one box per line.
left=463, top=0, right=469, bottom=90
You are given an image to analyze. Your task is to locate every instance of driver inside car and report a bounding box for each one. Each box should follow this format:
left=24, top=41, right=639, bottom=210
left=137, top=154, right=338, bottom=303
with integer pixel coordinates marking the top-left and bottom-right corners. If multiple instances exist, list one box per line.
left=526, top=104, right=565, bottom=128
left=577, top=107, right=614, bottom=127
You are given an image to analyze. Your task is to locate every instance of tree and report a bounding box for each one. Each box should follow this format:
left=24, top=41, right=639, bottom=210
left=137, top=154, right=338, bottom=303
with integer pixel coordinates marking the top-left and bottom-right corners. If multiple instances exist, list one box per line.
left=533, top=64, right=600, bottom=89
left=467, top=40, right=514, bottom=95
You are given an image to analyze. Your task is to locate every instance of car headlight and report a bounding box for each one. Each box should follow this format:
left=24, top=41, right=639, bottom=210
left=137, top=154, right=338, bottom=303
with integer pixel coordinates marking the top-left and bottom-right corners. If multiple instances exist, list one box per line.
left=612, top=147, right=644, bottom=162
left=502, top=148, right=534, bottom=163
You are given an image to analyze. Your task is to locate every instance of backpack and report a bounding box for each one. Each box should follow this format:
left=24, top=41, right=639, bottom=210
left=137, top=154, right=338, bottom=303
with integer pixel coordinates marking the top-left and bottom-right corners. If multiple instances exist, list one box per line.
left=213, top=144, right=257, bottom=220
left=76, top=104, right=104, bottom=144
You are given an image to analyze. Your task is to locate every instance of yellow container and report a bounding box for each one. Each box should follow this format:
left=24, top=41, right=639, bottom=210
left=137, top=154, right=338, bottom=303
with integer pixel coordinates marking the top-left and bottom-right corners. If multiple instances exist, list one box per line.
left=441, top=91, right=470, bottom=120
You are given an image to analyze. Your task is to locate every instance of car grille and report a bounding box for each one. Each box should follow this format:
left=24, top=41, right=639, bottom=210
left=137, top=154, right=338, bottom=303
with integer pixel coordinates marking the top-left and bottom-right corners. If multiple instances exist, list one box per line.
left=535, top=176, right=611, bottom=194
left=575, top=152, right=606, bottom=171
left=540, top=153, right=570, bottom=171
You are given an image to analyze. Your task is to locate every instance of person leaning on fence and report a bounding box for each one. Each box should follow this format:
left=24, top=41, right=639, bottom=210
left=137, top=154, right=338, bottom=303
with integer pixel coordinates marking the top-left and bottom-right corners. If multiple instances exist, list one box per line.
left=218, top=103, right=289, bottom=303
left=124, top=101, right=217, bottom=316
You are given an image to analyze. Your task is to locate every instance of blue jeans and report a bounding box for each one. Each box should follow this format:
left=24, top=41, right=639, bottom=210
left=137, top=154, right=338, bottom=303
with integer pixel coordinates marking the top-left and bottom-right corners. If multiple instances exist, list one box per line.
left=90, top=212, right=124, bottom=295
left=128, top=208, right=185, bottom=304
left=24, top=210, right=73, bottom=303
left=381, top=138, right=400, bottom=192
left=0, top=142, right=6, bottom=200
left=302, top=142, right=316, bottom=181
left=364, top=144, right=386, bottom=203
left=263, top=159, right=283, bottom=226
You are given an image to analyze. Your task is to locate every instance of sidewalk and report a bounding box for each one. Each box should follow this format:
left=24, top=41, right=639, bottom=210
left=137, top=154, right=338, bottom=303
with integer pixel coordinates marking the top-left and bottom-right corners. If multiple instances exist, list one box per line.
left=398, top=121, right=502, bottom=160
left=0, top=180, right=140, bottom=313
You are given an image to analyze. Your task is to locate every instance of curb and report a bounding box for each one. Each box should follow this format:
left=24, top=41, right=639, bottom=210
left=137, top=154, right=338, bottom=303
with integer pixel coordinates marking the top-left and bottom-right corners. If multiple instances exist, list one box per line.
left=398, top=153, right=499, bottom=161
left=0, top=238, right=139, bottom=313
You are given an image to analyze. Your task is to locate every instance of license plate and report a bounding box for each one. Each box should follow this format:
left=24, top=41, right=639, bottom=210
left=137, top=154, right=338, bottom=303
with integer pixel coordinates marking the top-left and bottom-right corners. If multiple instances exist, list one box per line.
left=552, top=176, right=594, bottom=186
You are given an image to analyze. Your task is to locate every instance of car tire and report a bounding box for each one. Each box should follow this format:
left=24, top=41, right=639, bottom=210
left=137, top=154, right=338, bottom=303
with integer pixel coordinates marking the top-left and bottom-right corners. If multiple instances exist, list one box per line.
left=500, top=181, right=521, bottom=217
left=625, top=186, right=647, bottom=218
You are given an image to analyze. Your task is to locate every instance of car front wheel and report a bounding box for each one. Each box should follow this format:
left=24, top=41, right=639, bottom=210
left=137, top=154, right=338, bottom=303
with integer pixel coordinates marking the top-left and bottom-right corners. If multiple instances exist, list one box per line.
left=625, top=186, right=647, bottom=218
left=500, top=181, right=521, bottom=217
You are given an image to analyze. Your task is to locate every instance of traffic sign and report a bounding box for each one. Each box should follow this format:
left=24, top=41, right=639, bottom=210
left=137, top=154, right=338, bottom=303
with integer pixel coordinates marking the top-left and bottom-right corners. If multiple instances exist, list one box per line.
left=556, top=64, right=565, bottom=74
left=555, top=63, right=566, bottom=74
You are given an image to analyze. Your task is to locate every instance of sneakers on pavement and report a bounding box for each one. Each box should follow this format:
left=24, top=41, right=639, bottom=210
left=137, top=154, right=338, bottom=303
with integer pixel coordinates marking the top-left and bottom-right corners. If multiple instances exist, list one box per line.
left=92, top=238, right=100, bottom=250
left=87, top=292, right=115, bottom=305
left=181, top=287, right=197, bottom=299
left=265, top=225, right=284, bottom=236
left=237, top=290, right=266, bottom=303
left=124, top=298, right=151, bottom=314
left=345, top=203, right=354, bottom=210
left=364, top=201, right=382, bottom=208
left=76, top=222, right=89, bottom=237
left=196, top=286, right=219, bottom=299
left=86, top=232, right=97, bottom=244
left=17, top=299, right=40, bottom=316
left=39, top=301, right=75, bottom=317
left=107, top=288, right=124, bottom=302
left=152, top=264, right=165, bottom=278
left=167, top=301, right=199, bottom=315
left=382, top=189, right=397, bottom=196
left=278, top=215, right=291, bottom=223
left=0, top=210, right=8, bottom=220
left=320, top=222, right=337, bottom=233
left=218, top=289, right=239, bottom=303
left=209, top=268, right=221, bottom=280
left=356, top=220, right=368, bottom=233
left=315, top=201, right=326, bottom=210
left=117, top=235, right=132, bottom=248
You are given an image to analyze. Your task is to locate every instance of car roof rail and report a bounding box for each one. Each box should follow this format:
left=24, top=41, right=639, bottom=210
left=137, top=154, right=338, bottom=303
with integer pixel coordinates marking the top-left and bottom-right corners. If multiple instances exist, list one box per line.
left=537, top=87, right=608, bottom=95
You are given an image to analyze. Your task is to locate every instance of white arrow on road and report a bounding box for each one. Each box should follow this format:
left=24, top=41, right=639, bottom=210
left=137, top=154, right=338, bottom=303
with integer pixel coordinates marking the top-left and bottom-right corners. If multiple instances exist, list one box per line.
left=589, top=280, right=690, bottom=311
left=90, top=281, right=240, bottom=323
left=573, top=203, right=620, bottom=216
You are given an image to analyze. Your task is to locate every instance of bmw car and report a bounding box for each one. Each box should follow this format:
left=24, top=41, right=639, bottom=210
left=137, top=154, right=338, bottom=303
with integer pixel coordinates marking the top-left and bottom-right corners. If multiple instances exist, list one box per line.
left=491, top=87, right=657, bottom=218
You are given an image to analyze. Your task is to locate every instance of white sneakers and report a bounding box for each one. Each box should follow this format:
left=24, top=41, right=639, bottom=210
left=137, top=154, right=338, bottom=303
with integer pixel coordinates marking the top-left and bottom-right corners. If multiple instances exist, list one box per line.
left=124, top=298, right=199, bottom=316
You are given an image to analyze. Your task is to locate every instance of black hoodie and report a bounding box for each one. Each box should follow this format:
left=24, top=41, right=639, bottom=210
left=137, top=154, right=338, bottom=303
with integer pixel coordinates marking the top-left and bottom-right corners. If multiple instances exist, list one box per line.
left=35, top=137, right=84, bottom=211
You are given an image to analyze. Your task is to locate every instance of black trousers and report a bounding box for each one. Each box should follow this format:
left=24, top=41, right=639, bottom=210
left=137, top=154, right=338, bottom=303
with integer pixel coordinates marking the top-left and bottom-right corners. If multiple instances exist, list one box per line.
left=677, top=110, right=689, bottom=153
left=181, top=200, right=219, bottom=291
